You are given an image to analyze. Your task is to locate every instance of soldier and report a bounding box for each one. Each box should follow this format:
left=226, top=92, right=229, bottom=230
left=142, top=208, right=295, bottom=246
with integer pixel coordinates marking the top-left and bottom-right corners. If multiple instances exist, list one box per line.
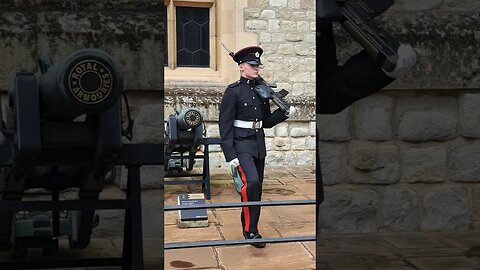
left=219, top=46, right=296, bottom=248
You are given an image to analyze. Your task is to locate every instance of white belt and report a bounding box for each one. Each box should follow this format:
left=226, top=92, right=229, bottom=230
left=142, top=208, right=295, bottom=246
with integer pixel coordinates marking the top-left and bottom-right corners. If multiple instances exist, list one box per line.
left=234, top=120, right=263, bottom=129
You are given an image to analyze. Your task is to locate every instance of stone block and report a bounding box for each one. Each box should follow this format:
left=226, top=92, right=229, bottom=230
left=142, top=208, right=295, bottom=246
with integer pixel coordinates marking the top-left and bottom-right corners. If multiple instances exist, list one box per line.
left=402, top=146, right=446, bottom=183
left=264, top=126, right=276, bottom=137
left=353, top=95, right=393, bottom=141
left=296, top=21, right=310, bottom=33
left=291, top=83, right=305, bottom=95
left=383, top=186, right=419, bottom=231
left=270, top=0, right=288, bottom=7
left=288, top=0, right=301, bottom=9
left=259, top=32, right=272, bottom=43
left=309, top=121, right=316, bottom=136
left=291, top=11, right=306, bottom=20
left=294, top=44, right=310, bottom=56
left=244, top=8, right=261, bottom=19
left=347, top=141, right=400, bottom=184
left=317, top=109, right=350, bottom=141
left=265, top=151, right=286, bottom=166
left=261, top=9, right=276, bottom=19
left=473, top=187, right=480, bottom=222
left=448, top=145, right=480, bottom=182
left=318, top=142, right=345, bottom=185
left=245, top=19, right=267, bottom=30
left=275, top=122, right=289, bottom=136
left=286, top=34, right=303, bottom=42
left=291, top=138, right=306, bottom=150
left=268, top=19, right=280, bottom=32
left=290, top=124, right=309, bottom=137
left=133, top=103, right=163, bottom=143
left=296, top=151, right=313, bottom=165
left=421, top=187, right=469, bottom=231
left=274, top=137, right=291, bottom=150
left=280, top=20, right=296, bottom=32
left=319, top=189, right=378, bottom=233
left=272, top=32, right=286, bottom=42
left=305, top=137, right=315, bottom=150
left=460, top=93, right=480, bottom=138
left=277, top=43, right=293, bottom=54
left=265, top=137, right=273, bottom=151
left=396, top=97, right=457, bottom=142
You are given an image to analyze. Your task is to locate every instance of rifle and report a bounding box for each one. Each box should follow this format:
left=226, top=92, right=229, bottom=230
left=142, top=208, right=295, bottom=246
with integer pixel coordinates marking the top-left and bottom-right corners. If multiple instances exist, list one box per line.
left=317, top=0, right=400, bottom=71
left=254, top=77, right=291, bottom=114
left=220, top=42, right=291, bottom=114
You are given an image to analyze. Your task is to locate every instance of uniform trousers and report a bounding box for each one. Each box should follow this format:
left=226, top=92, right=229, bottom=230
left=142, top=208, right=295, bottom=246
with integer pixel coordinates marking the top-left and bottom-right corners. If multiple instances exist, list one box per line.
left=237, top=151, right=265, bottom=234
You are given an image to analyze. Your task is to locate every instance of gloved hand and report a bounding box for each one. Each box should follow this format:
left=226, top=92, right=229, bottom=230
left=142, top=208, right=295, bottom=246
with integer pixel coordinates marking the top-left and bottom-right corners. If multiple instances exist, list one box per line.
left=229, top=158, right=240, bottom=168
left=286, top=106, right=296, bottom=117
left=383, top=44, right=417, bottom=78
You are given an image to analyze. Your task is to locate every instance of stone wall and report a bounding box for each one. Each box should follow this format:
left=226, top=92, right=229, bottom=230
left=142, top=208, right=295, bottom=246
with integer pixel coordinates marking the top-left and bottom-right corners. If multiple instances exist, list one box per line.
left=0, top=1, right=165, bottom=189
left=319, top=1, right=480, bottom=233
left=165, top=0, right=317, bottom=168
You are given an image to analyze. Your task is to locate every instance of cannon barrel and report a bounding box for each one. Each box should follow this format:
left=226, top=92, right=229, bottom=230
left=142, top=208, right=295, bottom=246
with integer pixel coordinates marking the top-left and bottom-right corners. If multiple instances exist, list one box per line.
left=38, top=48, right=123, bottom=120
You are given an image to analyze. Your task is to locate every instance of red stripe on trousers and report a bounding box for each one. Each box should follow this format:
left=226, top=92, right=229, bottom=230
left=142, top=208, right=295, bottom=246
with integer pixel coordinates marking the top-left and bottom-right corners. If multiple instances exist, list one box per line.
left=238, top=165, right=250, bottom=232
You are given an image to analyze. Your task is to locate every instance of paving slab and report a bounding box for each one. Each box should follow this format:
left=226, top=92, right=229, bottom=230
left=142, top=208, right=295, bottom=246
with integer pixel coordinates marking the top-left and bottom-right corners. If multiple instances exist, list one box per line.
left=164, top=247, right=218, bottom=269
left=380, top=232, right=449, bottom=249
left=428, top=231, right=480, bottom=249
left=164, top=224, right=223, bottom=244
left=319, top=234, right=396, bottom=253
left=318, top=253, right=414, bottom=270
left=216, top=242, right=315, bottom=270
left=406, top=256, right=479, bottom=270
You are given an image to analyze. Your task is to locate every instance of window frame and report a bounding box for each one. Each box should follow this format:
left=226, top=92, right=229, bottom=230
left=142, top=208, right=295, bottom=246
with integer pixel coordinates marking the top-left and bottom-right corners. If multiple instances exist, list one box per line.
left=164, top=0, right=217, bottom=72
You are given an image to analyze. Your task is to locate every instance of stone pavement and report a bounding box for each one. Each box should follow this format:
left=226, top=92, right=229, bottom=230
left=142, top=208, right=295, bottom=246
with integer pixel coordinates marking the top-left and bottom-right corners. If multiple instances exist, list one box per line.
left=318, top=230, right=480, bottom=270
left=164, top=166, right=317, bottom=270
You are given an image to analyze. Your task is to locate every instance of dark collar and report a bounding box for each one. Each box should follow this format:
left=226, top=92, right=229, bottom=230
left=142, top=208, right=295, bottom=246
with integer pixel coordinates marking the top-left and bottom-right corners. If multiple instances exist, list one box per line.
left=239, top=76, right=257, bottom=87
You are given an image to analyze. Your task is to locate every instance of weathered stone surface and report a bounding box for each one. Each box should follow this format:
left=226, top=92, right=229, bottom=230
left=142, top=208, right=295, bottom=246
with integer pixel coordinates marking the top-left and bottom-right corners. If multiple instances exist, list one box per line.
left=402, top=146, right=446, bottom=183
left=383, top=187, right=419, bottom=231
left=353, top=94, right=393, bottom=141
left=347, top=141, right=400, bottom=184
left=318, top=142, right=345, bottom=186
left=335, top=13, right=480, bottom=90
left=275, top=122, right=289, bottom=137
left=448, top=145, right=480, bottom=182
left=291, top=137, right=306, bottom=150
left=320, top=189, right=378, bottom=233
left=290, top=125, right=309, bottom=137
left=460, top=93, right=480, bottom=138
left=421, top=187, right=469, bottom=231
left=245, top=19, right=267, bottom=30
left=0, top=3, right=163, bottom=91
left=473, top=187, right=480, bottom=223
left=396, top=97, right=457, bottom=142
left=270, top=0, right=288, bottom=7
left=317, top=109, right=351, bottom=141
left=296, top=151, right=313, bottom=165
left=274, top=137, right=290, bottom=150
left=133, top=102, right=163, bottom=142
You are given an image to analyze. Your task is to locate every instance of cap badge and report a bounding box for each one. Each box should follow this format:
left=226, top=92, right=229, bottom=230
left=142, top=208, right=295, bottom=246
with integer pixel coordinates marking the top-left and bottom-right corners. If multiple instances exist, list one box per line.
left=255, top=52, right=260, bottom=58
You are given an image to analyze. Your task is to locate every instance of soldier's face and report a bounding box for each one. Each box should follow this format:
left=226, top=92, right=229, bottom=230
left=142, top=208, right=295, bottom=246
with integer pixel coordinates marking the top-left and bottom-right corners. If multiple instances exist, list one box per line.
left=239, top=63, right=260, bottom=80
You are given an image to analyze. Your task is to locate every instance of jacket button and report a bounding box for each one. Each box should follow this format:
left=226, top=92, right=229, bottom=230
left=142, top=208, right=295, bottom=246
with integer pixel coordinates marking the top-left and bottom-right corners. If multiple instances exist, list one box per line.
left=244, top=103, right=247, bottom=106
left=253, top=97, right=255, bottom=99
left=254, top=107, right=257, bottom=110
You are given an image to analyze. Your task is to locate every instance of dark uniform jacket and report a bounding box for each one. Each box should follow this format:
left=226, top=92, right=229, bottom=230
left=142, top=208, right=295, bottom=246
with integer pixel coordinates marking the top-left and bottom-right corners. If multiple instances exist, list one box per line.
left=219, top=76, right=287, bottom=162
left=316, top=23, right=394, bottom=114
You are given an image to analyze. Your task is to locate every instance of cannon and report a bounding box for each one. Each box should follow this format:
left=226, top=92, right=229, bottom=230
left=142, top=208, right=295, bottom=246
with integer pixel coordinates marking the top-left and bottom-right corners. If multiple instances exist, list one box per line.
left=164, top=108, right=204, bottom=173
left=0, top=48, right=124, bottom=253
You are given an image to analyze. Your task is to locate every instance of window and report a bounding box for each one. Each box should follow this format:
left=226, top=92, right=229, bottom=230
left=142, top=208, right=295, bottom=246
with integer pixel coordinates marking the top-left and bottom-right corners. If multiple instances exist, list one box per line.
left=164, top=0, right=216, bottom=70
